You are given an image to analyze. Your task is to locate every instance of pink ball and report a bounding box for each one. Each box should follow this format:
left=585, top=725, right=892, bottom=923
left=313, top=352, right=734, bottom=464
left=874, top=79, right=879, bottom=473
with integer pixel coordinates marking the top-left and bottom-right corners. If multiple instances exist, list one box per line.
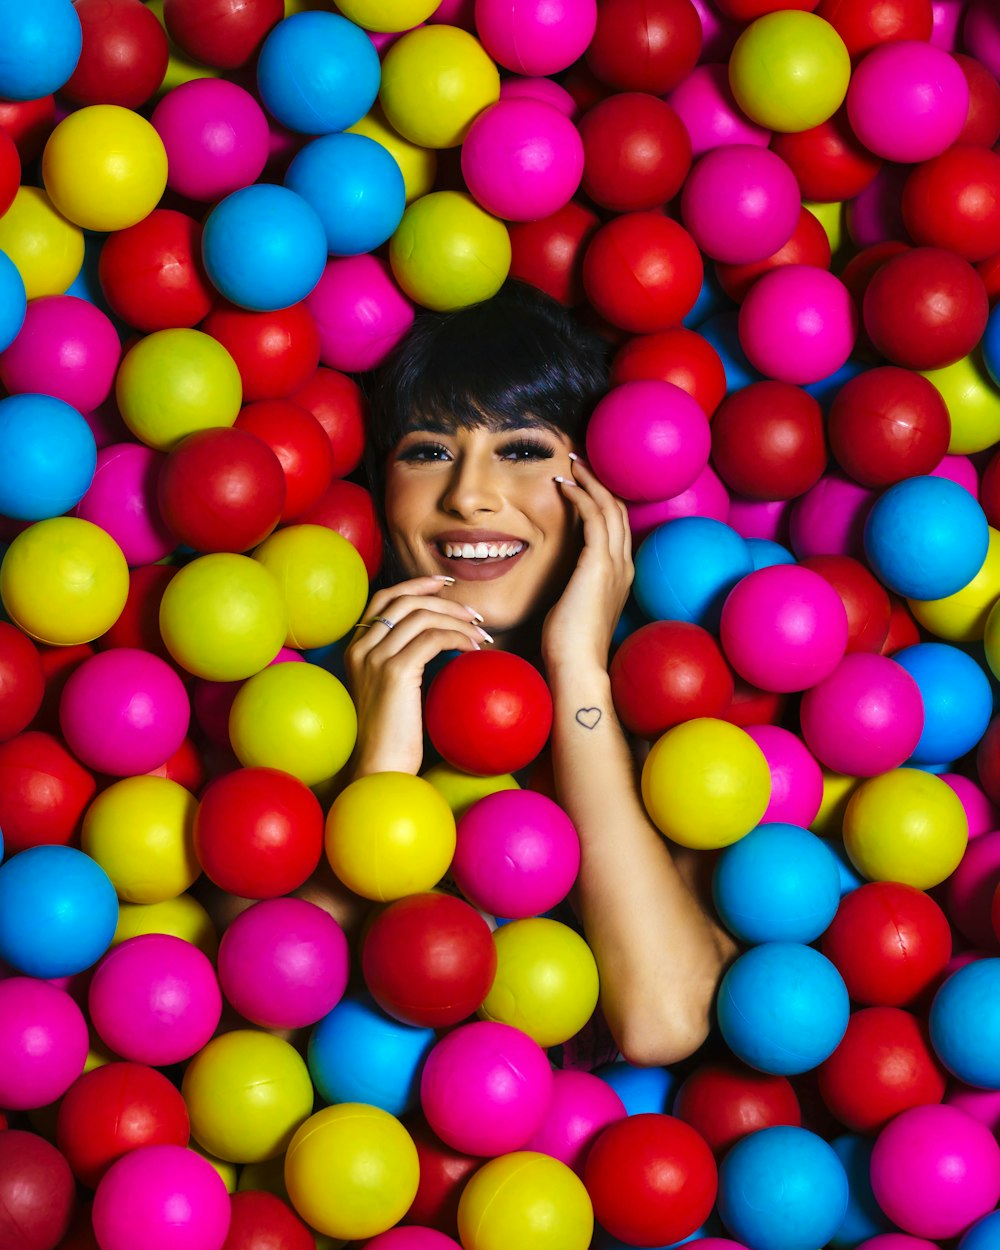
left=59, top=647, right=190, bottom=777
left=738, top=266, right=857, bottom=386
left=945, top=828, right=1000, bottom=951
left=452, top=789, right=581, bottom=920
left=942, top=773, right=1000, bottom=839
left=931, top=0, right=964, bottom=48
left=523, top=1068, right=626, bottom=1174
left=845, top=164, right=908, bottom=249
left=474, top=0, right=597, bottom=76
left=728, top=496, right=792, bottom=544
left=962, top=0, right=1000, bottom=80
left=745, top=724, right=824, bottom=828
left=720, top=564, right=849, bottom=693
left=690, top=0, right=741, bottom=60
left=680, top=145, right=801, bottom=265
left=93, top=1144, right=231, bottom=1250
left=789, top=473, right=877, bottom=560
left=0, top=294, right=121, bottom=414
left=419, top=1020, right=554, bottom=1156
left=586, top=379, right=711, bottom=503
left=668, top=64, right=770, bottom=159
left=75, top=442, right=176, bottom=567
left=366, top=1230, right=461, bottom=1250
left=429, top=0, right=476, bottom=27
left=870, top=1104, right=1000, bottom=1240
left=461, top=98, right=584, bottom=221
left=846, top=40, right=970, bottom=163
left=84, top=400, right=131, bottom=450
left=88, top=934, right=223, bottom=1066
left=499, top=76, right=577, bottom=117
left=799, top=652, right=925, bottom=777
left=217, top=897, right=350, bottom=1030
left=945, top=1084, right=1000, bottom=1135
left=306, top=254, right=414, bottom=373
left=627, top=463, right=730, bottom=542
left=931, top=455, right=979, bottom=497
left=152, top=79, right=270, bottom=202
left=857, top=1239, right=939, bottom=1250
left=0, top=977, right=88, bottom=1110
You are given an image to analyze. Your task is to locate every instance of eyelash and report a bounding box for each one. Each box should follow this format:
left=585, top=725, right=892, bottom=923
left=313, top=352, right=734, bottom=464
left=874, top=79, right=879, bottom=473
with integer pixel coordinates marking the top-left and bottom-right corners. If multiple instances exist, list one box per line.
left=397, top=438, right=555, bottom=464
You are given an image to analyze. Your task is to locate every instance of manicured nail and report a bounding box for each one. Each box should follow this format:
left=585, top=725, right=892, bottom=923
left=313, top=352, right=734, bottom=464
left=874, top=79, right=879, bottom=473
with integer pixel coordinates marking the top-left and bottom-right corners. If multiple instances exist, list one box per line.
left=568, top=452, right=579, bottom=461
left=433, top=574, right=456, bottom=583
left=471, top=641, right=481, bottom=650
left=465, top=604, right=485, bottom=623
left=477, top=627, right=495, bottom=643
left=554, top=475, right=576, bottom=486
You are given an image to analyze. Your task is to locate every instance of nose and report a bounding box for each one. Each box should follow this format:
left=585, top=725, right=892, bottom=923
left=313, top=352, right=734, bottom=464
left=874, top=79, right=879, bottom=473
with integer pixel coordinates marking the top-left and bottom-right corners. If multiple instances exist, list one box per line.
left=439, top=449, right=503, bottom=518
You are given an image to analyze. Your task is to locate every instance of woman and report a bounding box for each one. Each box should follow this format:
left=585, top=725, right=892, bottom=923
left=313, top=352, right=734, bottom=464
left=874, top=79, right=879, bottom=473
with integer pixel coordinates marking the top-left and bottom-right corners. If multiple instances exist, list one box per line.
left=345, top=280, right=735, bottom=1068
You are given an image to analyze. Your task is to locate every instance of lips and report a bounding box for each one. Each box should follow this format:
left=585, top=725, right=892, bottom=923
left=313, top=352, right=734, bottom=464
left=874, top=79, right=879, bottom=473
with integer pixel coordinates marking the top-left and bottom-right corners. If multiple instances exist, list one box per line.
left=430, top=532, right=530, bottom=581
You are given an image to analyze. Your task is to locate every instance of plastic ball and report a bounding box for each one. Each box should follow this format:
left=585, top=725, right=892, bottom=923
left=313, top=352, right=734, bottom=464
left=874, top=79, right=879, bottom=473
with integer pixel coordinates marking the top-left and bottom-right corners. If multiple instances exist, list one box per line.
left=0, top=186, right=84, bottom=301
left=611, top=326, right=727, bottom=419
left=584, top=0, right=702, bottom=94
left=307, top=253, right=415, bottom=373
left=673, top=1062, right=801, bottom=1159
left=337, top=0, right=442, bottom=29
left=594, top=1061, right=677, bottom=1117
left=954, top=51, right=1000, bottom=147
left=161, top=0, right=281, bottom=68
left=113, top=893, right=217, bottom=961
left=523, top=1069, right=626, bottom=1174
left=298, top=479, right=383, bottom=582
left=948, top=828, right=1000, bottom=949
left=667, top=63, right=769, bottom=162
left=0, top=622, right=44, bottom=742
left=233, top=399, right=333, bottom=521
left=710, top=381, right=827, bottom=501
left=788, top=472, right=877, bottom=561
left=961, top=1212, right=1000, bottom=1250
left=0, top=977, right=89, bottom=1111
left=508, top=200, right=600, bottom=306
left=348, top=103, right=438, bottom=206
left=458, top=1150, right=592, bottom=1250
left=0, top=1, right=82, bottom=100
left=930, top=958, right=1000, bottom=1089
left=893, top=642, right=992, bottom=765
left=98, top=209, right=214, bottom=332
left=475, top=0, right=596, bottom=76
left=738, top=265, right=857, bottom=385
left=902, top=146, right=1000, bottom=264
left=63, top=0, right=169, bottom=108
left=579, top=92, right=691, bottom=213
left=632, top=516, right=754, bottom=629
left=0, top=248, right=26, bottom=355
left=770, top=109, right=882, bottom=203
left=744, top=724, right=823, bottom=828
left=0, top=1129, right=75, bottom=1249
left=0, top=730, right=97, bottom=853
left=220, top=1191, right=314, bottom=1250
left=0, top=393, right=97, bottom=522
left=682, top=145, right=801, bottom=266
left=74, top=442, right=175, bottom=567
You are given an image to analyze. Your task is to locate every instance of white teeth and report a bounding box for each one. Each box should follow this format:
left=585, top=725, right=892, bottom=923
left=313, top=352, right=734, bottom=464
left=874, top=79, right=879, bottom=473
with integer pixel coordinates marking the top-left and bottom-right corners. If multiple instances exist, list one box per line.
left=441, top=541, right=525, bottom=560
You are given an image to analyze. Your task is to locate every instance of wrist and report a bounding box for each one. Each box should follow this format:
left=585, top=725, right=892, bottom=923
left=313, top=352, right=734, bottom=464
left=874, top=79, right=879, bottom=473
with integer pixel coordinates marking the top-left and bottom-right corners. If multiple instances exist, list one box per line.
left=546, top=661, right=613, bottom=701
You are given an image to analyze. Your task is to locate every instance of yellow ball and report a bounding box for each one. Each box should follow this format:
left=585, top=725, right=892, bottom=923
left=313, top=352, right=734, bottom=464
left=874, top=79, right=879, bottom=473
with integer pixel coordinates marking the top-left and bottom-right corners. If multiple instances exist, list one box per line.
left=113, top=894, right=219, bottom=960
left=923, top=350, right=1000, bottom=455
left=285, top=1103, right=419, bottom=1241
left=641, top=717, right=771, bottom=849
left=0, top=186, right=84, bottom=299
left=0, top=517, right=128, bottom=645
left=336, top=0, right=443, bottom=31
left=230, top=662, right=358, bottom=786
left=729, top=12, right=851, bottom=133
left=458, top=1151, right=594, bottom=1250
left=146, top=0, right=221, bottom=97
left=42, top=105, right=168, bottom=232
left=253, top=524, right=369, bottom=650
left=325, top=771, right=456, bottom=900
left=348, top=104, right=438, bottom=204
left=810, top=769, right=861, bottom=838
left=380, top=26, right=501, bottom=149
left=189, top=1143, right=239, bottom=1194
left=116, top=328, right=243, bottom=452
left=843, top=767, right=969, bottom=890
left=422, top=761, right=520, bottom=818
left=390, top=190, right=511, bottom=311
left=237, top=1155, right=289, bottom=1200
left=182, top=1030, right=315, bottom=1164
left=82, top=776, right=199, bottom=904
left=804, top=198, right=845, bottom=249
left=910, top=526, right=1000, bottom=642
left=479, top=918, right=600, bottom=1048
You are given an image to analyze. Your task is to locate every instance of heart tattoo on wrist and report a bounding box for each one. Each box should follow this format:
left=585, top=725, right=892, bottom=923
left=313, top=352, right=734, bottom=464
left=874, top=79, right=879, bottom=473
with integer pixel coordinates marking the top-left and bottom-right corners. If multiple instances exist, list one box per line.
left=575, top=707, right=602, bottom=730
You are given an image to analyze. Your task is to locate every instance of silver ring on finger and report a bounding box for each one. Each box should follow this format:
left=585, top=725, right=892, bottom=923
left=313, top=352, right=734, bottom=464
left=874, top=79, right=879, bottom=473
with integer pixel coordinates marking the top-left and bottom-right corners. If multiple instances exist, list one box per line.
left=368, top=616, right=396, bottom=631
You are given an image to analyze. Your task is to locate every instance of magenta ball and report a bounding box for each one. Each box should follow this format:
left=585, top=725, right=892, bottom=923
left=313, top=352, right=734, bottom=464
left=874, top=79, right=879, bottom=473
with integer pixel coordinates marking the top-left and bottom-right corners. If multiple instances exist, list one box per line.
left=217, top=897, right=350, bottom=1030
left=75, top=442, right=176, bottom=567
left=627, top=464, right=730, bottom=542
left=870, top=1104, right=1000, bottom=1240
left=452, top=789, right=581, bottom=920
left=461, top=98, right=584, bottom=222
left=942, top=774, right=999, bottom=839
left=420, top=1019, right=554, bottom=1156
left=845, top=165, right=908, bottom=249
left=963, top=0, right=1000, bottom=79
left=0, top=294, right=121, bottom=414
left=59, top=647, right=190, bottom=777
left=367, top=1230, right=462, bottom=1250
left=738, top=266, right=857, bottom=386
left=799, top=652, right=925, bottom=777
left=932, top=455, right=979, bottom=497
left=946, top=1084, right=1000, bottom=1135
left=690, top=0, right=741, bottom=60
left=93, top=1144, right=231, bottom=1250
left=475, top=0, right=597, bottom=76
left=0, top=977, right=88, bottom=1111
left=720, top=564, right=850, bottom=693
left=499, top=75, right=576, bottom=116
left=857, top=1239, right=939, bottom=1250
left=523, top=1068, right=626, bottom=1174
left=680, top=144, right=801, bottom=265
left=586, top=379, right=711, bottom=503
left=944, top=828, right=1000, bottom=950
left=728, top=496, right=792, bottom=544
left=152, top=78, right=270, bottom=202
left=88, top=934, right=223, bottom=1066
left=745, top=724, right=824, bottom=828
left=668, top=64, right=770, bottom=159
left=789, top=473, right=877, bottom=560
left=306, top=254, right=414, bottom=373
left=846, top=40, right=970, bottom=163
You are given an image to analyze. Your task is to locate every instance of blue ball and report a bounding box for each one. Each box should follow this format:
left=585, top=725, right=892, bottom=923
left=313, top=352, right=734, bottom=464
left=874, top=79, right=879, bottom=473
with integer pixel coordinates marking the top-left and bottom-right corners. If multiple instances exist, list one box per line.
left=816, top=836, right=865, bottom=896
left=0, top=250, right=26, bottom=351
left=633, top=517, right=753, bottom=630
left=929, top=957, right=1000, bottom=1088
left=745, top=538, right=796, bottom=571
left=863, top=475, right=989, bottom=601
left=828, top=1134, right=894, bottom=1249
left=983, top=304, right=1000, bottom=390
left=713, top=823, right=842, bottom=945
left=308, top=993, right=436, bottom=1116
left=892, top=642, right=993, bottom=766
left=695, top=310, right=762, bottom=394
left=0, top=0, right=82, bottom=100
left=285, top=132, right=406, bottom=257
left=718, top=1126, right=849, bottom=1250
left=0, top=844, right=118, bottom=978
left=959, top=1210, right=1000, bottom=1250
left=256, top=11, right=380, bottom=135
left=201, top=183, right=328, bottom=312
left=0, top=393, right=97, bottom=520
left=683, top=270, right=732, bottom=329
left=717, top=942, right=850, bottom=1075
left=804, top=358, right=868, bottom=411
left=593, top=1059, right=676, bottom=1116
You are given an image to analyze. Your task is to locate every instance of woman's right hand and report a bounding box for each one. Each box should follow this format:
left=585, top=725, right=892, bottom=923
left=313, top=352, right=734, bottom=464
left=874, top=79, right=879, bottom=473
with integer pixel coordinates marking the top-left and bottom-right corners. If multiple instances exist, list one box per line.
left=343, top=574, right=490, bottom=779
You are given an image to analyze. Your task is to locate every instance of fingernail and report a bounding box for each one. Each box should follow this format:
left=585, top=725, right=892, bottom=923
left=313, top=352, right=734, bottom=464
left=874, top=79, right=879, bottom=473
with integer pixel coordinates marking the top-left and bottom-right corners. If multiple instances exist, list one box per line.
left=464, top=604, right=485, bottom=623
left=568, top=452, right=579, bottom=461
left=471, top=641, right=481, bottom=650
left=477, top=627, right=495, bottom=643
left=434, top=574, right=456, bottom=583
left=554, top=475, right=576, bottom=486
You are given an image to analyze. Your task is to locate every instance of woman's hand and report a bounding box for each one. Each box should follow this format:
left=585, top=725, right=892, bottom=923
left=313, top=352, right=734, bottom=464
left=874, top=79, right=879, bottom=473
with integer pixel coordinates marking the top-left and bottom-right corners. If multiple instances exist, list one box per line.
left=344, top=575, right=489, bottom=779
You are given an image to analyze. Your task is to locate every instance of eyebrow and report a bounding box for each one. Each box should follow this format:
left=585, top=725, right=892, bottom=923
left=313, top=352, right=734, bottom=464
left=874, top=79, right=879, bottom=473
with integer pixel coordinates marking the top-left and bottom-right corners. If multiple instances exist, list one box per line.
left=401, top=412, right=561, bottom=437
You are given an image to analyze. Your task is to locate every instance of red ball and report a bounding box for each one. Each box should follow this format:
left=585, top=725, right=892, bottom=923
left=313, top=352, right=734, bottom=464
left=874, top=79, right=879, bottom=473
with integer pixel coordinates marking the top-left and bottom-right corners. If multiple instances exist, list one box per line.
left=820, top=881, right=953, bottom=1007
left=817, top=1006, right=947, bottom=1133
left=610, top=620, right=734, bottom=738
left=770, top=108, right=882, bottom=203
left=585, top=0, right=702, bottom=93
left=194, top=765, right=324, bottom=898
left=147, top=736, right=206, bottom=793
left=978, top=715, right=1000, bottom=807
left=201, top=301, right=322, bottom=402
left=720, top=677, right=788, bottom=727
left=424, top=650, right=553, bottom=776
left=55, top=1062, right=191, bottom=1190
left=814, top=0, right=932, bottom=58
left=714, top=0, right=818, bottom=17
left=288, top=366, right=366, bottom=480
left=0, top=621, right=45, bottom=741
left=158, top=427, right=286, bottom=553
left=980, top=446, right=1000, bottom=530
left=583, top=212, right=704, bottom=334
left=0, top=731, right=97, bottom=853
left=297, top=478, right=384, bottom=582
left=611, top=326, right=727, bottom=418
left=826, top=366, right=952, bottom=488
left=221, top=1191, right=314, bottom=1250
left=710, top=381, right=827, bottom=500
left=672, top=1062, right=802, bottom=1158
left=979, top=249, right=1000, bottom=307
left=578, top=93, right=692, bottom=213
left=901, top=145, right=1000, bottom=263
left=0, top=97, right=56, bottom=164
left=508, top=201, right=601, bottom=307
left=798, top=554, right=891, bottom=654
left=583, top=1113, right=718, bottom=1248
left=35, top=644, right=94, bottom=735
left=162, top=0, right=283, bottom=68
left=234, top=399, right=335, bottom=521
left=403, top=1115, right=481, bottom=1239
left=0, top=1130, right=75, bottom=1250
left=98, top=564, right=177, bottom=661
left=714, top=205, right=833, bottom=303
left=839, top=240, right=911, bottom=310
left=880, top=594, right=922, bottom=656
left=954, top=52, right=1000, bottom=148
left=361, top=892, right=498, bottom=1029
left=62, top=0, right=169, bottom=109
left=98, top=210, right=215, bottom=332
left=0, top=125, right=21, bottom=220
left=863, top=245, right=989, bottom=370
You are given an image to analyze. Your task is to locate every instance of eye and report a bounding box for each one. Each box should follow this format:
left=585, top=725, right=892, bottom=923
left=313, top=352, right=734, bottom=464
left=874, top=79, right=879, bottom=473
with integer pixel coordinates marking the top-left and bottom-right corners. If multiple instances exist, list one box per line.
left=499, top=438, right=555, bottom=462
left=396, top=440, right=452, bottom=463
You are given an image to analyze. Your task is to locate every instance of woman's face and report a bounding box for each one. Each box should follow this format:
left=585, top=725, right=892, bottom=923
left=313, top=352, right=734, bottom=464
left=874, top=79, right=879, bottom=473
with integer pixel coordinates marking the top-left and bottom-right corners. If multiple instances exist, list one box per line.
left=384, top=416, right=581, bottom=633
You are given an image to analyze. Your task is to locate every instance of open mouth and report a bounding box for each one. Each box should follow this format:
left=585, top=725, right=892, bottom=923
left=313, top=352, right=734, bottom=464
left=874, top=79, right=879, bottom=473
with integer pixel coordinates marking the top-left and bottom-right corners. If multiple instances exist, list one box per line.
left=432, top=539, right=528, bottom=580
left=439, top=541, right=525, bottom=561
